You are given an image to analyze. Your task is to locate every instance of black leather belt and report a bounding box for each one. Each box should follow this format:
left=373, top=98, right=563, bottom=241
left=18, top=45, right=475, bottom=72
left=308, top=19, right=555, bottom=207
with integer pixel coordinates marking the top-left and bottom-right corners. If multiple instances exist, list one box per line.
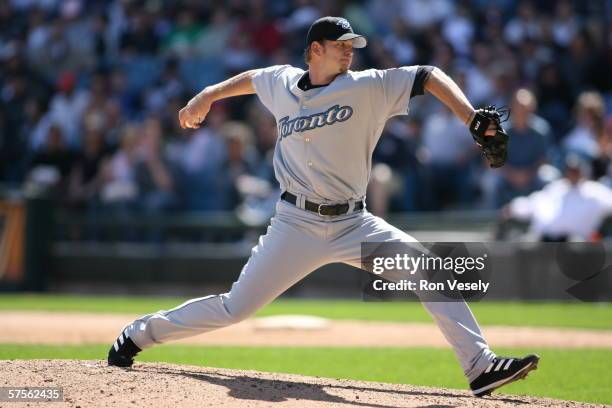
left=281, top=191, right=364, bottom=216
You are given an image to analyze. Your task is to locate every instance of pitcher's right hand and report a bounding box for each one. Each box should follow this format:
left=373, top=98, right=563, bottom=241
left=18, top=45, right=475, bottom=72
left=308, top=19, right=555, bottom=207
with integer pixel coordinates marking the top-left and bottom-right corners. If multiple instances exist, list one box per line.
left=179, top=95, right=212, bottom=129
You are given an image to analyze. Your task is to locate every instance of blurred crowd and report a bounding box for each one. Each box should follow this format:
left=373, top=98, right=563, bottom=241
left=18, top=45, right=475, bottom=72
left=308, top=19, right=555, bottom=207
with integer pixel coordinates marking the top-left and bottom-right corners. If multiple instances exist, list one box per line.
left=1, top=0, right=611, bottom=223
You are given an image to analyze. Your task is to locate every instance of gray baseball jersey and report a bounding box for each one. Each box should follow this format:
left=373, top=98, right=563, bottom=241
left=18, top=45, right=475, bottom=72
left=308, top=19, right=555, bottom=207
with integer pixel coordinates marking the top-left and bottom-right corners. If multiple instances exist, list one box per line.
left=253, top=65, right=418, bottom=202
left=122, top=65, right=496, bottom=383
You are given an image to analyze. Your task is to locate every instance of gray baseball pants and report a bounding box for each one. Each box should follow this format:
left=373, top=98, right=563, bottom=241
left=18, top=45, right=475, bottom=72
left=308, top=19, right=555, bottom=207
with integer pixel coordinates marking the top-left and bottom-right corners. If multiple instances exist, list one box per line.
left=125, top=199, right=495, bottom=382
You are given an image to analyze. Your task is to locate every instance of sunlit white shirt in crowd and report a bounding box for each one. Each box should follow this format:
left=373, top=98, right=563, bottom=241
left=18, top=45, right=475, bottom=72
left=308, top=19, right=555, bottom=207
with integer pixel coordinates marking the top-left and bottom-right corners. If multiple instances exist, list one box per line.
left=509, top=178, right=612, bottom=240
left=180, top=128, right=226, bottom=174
left=100, top=151, right=137, bottom=203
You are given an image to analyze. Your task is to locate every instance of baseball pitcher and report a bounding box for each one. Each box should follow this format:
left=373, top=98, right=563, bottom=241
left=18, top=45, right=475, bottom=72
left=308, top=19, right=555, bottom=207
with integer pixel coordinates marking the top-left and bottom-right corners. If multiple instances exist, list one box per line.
left=108, top=17, right=538, bottom=397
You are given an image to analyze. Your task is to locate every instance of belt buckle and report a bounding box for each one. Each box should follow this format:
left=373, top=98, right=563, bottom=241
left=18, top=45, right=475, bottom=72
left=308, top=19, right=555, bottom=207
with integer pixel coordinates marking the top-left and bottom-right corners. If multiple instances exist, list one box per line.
left=317, top=203, right=325, bottom=216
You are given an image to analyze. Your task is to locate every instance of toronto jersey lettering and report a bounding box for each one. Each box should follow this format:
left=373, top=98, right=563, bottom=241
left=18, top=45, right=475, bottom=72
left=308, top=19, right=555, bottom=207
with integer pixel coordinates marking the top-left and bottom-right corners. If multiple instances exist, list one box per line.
left=278, top=105, right=354, bottom=138
left=252, top=64, right=418, bottom=203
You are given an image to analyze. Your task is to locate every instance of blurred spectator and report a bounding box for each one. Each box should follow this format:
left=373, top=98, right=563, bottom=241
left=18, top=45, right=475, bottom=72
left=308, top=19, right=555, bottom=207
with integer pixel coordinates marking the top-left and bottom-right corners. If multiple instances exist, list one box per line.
left=441, top=3, right=474, bottom=57
left=224, top=31, right=259, bottom=73
left=143, top=58, right=185, bottom=115
left=82, top=72, right=112, bottom=138
left=563, top=91, right=605, bottom=158
left=223, top=121, right=258, bottom=179
left=503, top=0, right=541, bottom=45
left=592, top=117, right=612, bottom=181
left=103, top=99, right=125, bottom=148
left=68, top=124, right=109, bottom=208
left=463, top=42, right=495, bottom=106
left=561, top=30, right=597, bottom=95
left=162, top=9, right=202, bottom=58
left=240, top=0, right=283, bottom=57
left=382, top=19, right=417, bottom=66
left=90, top=11, right=111, bottom=64
left=400, top=0, right=454, bottom=31
left=120, top=12, right=159, bottom=55
left=516, top=36, right=552, bottom=83
left=1, top=73, right=32, bottom=184
left=26, top=98, right=55, bottom=153
left=27, top=17, right=92, bottom=79
left=134, top=117, right=178, bottom=215
left=584, top=29, right=611, bottom=95
left=429, top=39, right=456, bottom=74
left=221, top=120, right=274, bottom=216
left=504, top=154, right=612, bottom=241
left=171, top=105, right=233, bottom=211
left=342, top=1, right=376, bottom=39
left=0, top=0, right=25, bottom=44
left=552, top=0, right=579, bottom=47
left=99, top=124, right=139, bottom=211
left=27, top=124, right=75, bottom=193
left=282, top=0, right=321, bottom=33
left=248, top=105, right=278, bottom=183
left=25, top=7, right=49, bottom=62
left=194, top=7, right=234, bottom=59
left=370, top=117, right=426, bottom=215
left=487, top=58, right=520, bottom=108
left=489, top=89, right=551, bottom=208
left=47, top=71, right=89, bottom=149
left=535, top=62, right=573, bottom=138
left=366, top=0, right=403, bottom=37
left=0, top=0, right=611, bottom=226
left=107, top=67, right=137, bottom=120
left=239, top=103, right=282, bottom=223
left=420, top=105, right=479, bottom=210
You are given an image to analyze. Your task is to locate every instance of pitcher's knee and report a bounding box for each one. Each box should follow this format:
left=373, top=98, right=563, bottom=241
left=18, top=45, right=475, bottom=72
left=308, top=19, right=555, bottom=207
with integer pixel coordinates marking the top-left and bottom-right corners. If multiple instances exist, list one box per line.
left=221, top=296, right=257, bottom=325
left=225, top=305, right=256, bottom=324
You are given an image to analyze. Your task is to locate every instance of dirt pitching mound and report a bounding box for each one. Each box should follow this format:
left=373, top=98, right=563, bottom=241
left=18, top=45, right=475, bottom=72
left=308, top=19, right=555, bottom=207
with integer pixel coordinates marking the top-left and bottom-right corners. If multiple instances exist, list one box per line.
left=0, top=360, right=603, bottom=408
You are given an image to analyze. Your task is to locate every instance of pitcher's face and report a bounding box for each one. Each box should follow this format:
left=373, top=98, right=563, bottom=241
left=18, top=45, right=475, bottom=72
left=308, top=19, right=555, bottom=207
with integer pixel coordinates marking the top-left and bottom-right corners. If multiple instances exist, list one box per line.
left=320, top=39, right=354, bottom=74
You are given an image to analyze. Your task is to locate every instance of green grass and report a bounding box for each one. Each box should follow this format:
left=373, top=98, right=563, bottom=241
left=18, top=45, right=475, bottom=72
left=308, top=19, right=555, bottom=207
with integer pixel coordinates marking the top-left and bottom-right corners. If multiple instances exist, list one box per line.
left=1, top=344, right=610, bottom=404
left=1, top=294, right=611, bottom=330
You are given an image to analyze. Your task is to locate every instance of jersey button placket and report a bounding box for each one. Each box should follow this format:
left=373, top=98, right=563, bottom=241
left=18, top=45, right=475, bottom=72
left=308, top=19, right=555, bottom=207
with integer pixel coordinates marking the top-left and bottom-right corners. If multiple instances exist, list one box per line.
left=305, top=132, right=312, bottom=168
left=305, top=133, right=312, bottom=168
left=300, top=96, right=312, bottom=169
left=306, top=132, right=312, bottom=167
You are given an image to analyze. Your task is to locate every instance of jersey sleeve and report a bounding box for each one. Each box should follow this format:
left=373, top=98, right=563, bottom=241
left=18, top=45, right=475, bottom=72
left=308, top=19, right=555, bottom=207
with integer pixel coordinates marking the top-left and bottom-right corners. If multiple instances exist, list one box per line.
left=371, top=66, right=419, bottom=119
left=251, top=65, right=291, bottom=116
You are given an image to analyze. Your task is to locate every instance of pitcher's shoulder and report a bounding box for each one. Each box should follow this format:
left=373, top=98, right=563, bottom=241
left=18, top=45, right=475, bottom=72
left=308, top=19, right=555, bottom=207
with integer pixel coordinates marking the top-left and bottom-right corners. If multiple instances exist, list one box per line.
left=255, top=65, right=304, bottom=79
left=346, top=68, right=396, bottom=83
left=277, top=65, right=305, bottom=79
left=348, top=66, right=420, bottom=81
left=347, top=69, right=380, bottom=81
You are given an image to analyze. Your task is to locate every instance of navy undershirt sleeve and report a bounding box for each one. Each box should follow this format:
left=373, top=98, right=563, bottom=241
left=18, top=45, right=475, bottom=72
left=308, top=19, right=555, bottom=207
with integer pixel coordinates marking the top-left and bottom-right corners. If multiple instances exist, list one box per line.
left=410, top=65, right=434, bottom=98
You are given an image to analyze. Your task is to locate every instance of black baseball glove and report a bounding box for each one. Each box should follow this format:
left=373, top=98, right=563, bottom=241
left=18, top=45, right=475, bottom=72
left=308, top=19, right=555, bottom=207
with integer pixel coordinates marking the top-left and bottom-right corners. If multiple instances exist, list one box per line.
left=469, top=106, right=510, bottom=168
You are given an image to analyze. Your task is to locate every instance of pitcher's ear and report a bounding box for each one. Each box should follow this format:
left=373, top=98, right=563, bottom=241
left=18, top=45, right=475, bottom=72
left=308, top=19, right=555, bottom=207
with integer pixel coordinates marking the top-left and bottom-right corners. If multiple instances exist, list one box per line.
left=311, top=41, right=325, bottom=57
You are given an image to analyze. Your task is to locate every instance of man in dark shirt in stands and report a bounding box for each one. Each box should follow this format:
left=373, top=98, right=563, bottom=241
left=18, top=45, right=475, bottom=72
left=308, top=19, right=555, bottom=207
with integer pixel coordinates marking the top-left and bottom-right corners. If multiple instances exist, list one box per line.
left=492, top=88, right=551, bottom=208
